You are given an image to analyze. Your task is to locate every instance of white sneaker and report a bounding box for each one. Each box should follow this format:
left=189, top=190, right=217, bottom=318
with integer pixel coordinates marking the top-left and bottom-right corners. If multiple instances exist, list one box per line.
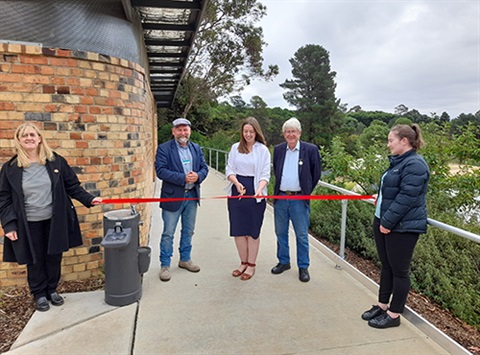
left=178, top=260, right=200, bottom=273
left=159, top=266, right=171, bottom=281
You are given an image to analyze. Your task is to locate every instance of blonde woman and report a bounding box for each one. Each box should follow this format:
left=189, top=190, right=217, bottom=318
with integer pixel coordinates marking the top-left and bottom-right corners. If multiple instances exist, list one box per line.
left=0, top=123, right=102, bottom=311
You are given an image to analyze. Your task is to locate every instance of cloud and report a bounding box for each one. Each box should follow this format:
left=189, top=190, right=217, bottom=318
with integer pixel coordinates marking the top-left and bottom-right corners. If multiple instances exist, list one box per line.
left=240, top=0, right=480, bottom=118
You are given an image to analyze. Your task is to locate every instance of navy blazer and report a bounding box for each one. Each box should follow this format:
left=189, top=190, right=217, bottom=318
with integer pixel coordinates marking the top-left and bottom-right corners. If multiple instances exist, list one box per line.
left=155, top=139, right=209, bottom=212
left=273, top=141, right=322, bottom=206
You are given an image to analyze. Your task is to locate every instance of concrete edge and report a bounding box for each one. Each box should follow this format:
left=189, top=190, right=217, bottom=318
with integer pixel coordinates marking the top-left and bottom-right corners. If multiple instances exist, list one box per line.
left=308, top=236, right=471, bottom=355
left=7, top=303, right=137, bottom=355
left=11, top=305, right=121, bottom=350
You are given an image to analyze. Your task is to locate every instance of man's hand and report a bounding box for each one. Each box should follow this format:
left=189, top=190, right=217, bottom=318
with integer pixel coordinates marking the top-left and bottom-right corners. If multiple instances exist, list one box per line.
left=185, top=171, right=199, bottom=184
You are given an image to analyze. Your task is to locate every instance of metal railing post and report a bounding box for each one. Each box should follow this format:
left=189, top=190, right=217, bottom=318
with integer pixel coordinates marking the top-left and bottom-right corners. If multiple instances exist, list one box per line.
left=340, top=199, right=348, bottom=260
left=224, top=152, right=228, bottom=175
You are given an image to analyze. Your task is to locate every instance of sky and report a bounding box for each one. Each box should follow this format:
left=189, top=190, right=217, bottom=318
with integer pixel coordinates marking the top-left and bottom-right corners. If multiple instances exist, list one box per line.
left=240, top=0, right=480, bottom=119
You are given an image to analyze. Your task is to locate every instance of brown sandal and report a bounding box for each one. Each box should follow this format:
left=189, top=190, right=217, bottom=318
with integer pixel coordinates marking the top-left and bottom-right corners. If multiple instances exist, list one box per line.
left=240, top=263, right=256, bottom=281
left=232, top=261, right=248, bottom=277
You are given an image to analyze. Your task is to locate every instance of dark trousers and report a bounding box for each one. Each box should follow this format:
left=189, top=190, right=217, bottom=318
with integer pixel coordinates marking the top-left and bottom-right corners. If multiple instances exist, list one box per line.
left=373, top=217, right=419, bottom=313
left=26, top=219, right=62, bottom=299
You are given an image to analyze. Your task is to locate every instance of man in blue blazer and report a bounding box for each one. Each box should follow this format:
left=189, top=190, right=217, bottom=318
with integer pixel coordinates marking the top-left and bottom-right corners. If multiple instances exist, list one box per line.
left=271, top=118, right=322, bottom=282
left=155, top=118, right=209, bottom=282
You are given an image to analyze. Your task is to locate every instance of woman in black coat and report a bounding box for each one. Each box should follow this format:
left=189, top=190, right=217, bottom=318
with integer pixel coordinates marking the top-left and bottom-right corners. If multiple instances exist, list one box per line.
left=361, top=124, right=430, bottom=329
left=0, top=123, right=102, bottom=311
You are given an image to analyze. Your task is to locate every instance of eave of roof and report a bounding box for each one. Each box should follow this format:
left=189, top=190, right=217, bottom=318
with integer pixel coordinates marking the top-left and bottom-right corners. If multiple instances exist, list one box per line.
left=130, top=0, right=208, bottom=108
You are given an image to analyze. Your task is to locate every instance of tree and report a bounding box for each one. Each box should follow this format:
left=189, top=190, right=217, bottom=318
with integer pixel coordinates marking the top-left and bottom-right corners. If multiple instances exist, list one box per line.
left=280, top=44, right=341, bottom=147
left=178, top=0, right=279, bottom=117
left=439, top=112, right=450, bottom=124
left=358, top=120, right=389, bottom=149
left=394, top=104, right=409, bottom=115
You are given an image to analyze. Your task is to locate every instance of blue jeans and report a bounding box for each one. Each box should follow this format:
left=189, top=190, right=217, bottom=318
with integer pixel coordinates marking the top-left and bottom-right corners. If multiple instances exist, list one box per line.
left=160, top=190, right=198, bottom=267
left=274, top=195, right=311, bottom=268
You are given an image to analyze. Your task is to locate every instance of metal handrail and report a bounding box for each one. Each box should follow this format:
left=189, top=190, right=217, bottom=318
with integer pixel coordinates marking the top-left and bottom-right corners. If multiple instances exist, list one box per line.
left=201, top=146, right=480, bottom=259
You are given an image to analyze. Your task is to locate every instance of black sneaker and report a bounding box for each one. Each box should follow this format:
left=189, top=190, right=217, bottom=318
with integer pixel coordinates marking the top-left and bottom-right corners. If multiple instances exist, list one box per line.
left=368, top=312, right=401, bottom=328
left=48, top=292, right=64, bottom=306
left=361, top=305, right=386, bottom=320
left=35, top=296, right=50, bottom=312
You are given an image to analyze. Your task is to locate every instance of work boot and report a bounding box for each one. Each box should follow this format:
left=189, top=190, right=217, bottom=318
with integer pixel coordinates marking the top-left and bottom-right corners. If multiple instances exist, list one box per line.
left=159, top=266, right=171, bottom=282
left=178, top=260, right=200, bottom=272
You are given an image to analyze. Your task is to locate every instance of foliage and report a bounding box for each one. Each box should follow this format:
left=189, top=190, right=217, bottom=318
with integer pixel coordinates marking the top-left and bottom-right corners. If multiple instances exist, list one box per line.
left=178, top=0, right=279, bottom=116
left=346, top=110, right=398, bottom=128
left=280, top=44, right=342, bottom=147
left=411, top=220, right=480, bottom=327
left=321, top=136, right=388, bottom=194
left=315, top=121, right=480, bottom=329
left=358, top=120, right=389, bottom=149
left=310, top=188, right=377, bottom=259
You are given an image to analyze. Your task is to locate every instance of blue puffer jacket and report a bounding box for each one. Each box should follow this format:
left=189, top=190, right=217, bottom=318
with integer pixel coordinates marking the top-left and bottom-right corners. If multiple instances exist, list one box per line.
left=378, top=149, right=430, bottom=233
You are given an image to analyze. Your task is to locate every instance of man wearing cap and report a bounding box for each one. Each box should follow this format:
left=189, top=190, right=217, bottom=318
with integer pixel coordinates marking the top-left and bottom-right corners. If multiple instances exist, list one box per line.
left=155, top=118, right=209, bottom=281
left=271, top=117, right=322, bottom=282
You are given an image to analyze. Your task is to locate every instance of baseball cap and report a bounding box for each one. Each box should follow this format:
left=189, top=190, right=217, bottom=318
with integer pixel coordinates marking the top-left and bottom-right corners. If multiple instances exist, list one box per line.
left=172, top=118, right=191, bottom=127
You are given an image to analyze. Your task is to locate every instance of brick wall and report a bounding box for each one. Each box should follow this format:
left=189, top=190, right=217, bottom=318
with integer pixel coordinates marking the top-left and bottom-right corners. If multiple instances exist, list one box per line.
left=0, top=43, right=157, bottom=287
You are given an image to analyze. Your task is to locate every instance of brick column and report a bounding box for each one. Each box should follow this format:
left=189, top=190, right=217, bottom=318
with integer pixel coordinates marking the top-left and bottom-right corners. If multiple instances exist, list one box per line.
left=0, top=43, right=157, bottom=286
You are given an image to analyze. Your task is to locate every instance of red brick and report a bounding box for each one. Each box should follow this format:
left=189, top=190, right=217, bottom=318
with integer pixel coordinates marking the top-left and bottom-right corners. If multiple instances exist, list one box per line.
left=76, top=141, right=89, bottom=149
left=21, top=56, right=48, bottom=65
left=0, top=102, right=15, bottom=110
left=71, top=86, right=85, bottom=95
left=85, top=87, right=98, bottom=96
left=40, top=66, right=55, bottom=75
left=43, top=85, right=55, bottom=94
left=57, top=49, right=71, bottom=57
left=89, top=106, right=101, bottom=114
left=70, top=132, right=82, bottom=140
left=80, top=96, right=94, bottom=105
left=57, top=86, right=70, bottom=94
left=51, top=77, right=66, bottom=85
left=11, top=64, right=38, bottom=74
left=74, top=105, right=88, bottom=113
left=44, top=104, right=59, bottom=112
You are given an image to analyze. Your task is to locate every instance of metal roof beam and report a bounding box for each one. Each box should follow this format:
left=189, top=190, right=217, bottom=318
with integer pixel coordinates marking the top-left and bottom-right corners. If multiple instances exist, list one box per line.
left=145, top=39, right=190, bottom=46
left=142, top=23, right=195, bottom=31
left=147, top=52, right=188, bottom=58
left=131, top=0, right=202, bottom=10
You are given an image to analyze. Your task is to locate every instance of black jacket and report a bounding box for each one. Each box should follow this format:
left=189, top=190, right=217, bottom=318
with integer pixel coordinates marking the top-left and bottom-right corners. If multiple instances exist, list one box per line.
left=378, top=149, right=430, bottom=233
left=0, top=153, right=95, bottom=264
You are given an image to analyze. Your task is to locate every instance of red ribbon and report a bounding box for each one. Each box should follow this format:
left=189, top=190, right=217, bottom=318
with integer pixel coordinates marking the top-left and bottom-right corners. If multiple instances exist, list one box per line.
left=102, top=194, right=373, bottom=204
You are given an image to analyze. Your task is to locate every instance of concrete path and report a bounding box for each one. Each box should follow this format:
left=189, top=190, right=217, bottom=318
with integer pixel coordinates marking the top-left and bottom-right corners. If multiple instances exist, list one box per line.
left=5, top=170, right=464, bottom=354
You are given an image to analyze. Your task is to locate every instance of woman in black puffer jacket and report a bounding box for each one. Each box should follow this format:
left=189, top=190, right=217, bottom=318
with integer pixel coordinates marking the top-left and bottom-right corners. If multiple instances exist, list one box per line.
left=361, top=124, right=430, bottom=329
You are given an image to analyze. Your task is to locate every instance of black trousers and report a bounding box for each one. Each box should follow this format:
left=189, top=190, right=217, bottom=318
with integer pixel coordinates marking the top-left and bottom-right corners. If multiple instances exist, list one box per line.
left=26, top=219, right=62, bottom=299
left=373, top=217, right=419, bottom=313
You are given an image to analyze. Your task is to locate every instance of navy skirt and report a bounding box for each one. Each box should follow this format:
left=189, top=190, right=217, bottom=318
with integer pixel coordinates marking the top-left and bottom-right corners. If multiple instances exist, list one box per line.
left=227, top=175, right=266, bottom=239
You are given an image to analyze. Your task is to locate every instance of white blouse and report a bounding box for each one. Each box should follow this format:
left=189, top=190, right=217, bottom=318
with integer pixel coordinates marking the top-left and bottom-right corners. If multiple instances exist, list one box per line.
left=225, top=141, right=271, bottom=201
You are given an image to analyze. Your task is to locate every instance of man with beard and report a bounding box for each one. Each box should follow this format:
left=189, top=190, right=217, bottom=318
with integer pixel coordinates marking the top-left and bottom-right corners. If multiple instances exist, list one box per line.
left=155, top=118, right=209, bottom=282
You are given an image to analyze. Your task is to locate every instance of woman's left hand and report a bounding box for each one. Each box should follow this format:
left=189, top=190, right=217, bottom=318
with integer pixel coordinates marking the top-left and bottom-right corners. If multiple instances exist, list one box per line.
left=255, top=188, right=264, bottom=198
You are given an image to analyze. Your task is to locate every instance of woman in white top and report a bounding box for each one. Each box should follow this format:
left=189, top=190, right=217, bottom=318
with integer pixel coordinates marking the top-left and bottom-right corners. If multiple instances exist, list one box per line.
left=226, top=117, right=270, bottom=280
